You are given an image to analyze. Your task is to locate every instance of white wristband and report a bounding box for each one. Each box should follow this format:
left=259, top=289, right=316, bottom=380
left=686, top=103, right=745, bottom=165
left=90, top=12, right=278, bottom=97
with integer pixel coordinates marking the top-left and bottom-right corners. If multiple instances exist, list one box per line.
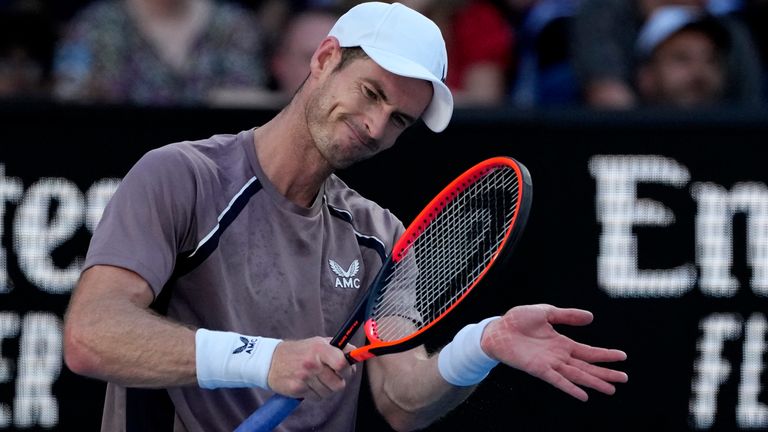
left=195, top=329, right=282, bottom=390
left=437, top=316, right=500, bottom=387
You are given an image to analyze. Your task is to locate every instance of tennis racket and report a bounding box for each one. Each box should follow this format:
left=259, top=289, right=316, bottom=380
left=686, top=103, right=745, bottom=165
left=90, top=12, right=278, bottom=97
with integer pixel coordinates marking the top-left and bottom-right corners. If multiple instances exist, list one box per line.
left=234, top=156, right=532, bottom=432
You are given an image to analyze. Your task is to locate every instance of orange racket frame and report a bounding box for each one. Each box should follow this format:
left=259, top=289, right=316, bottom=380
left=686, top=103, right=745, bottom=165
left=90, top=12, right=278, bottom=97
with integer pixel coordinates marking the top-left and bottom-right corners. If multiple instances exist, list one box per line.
left=337, top=156, right=532, bottom=362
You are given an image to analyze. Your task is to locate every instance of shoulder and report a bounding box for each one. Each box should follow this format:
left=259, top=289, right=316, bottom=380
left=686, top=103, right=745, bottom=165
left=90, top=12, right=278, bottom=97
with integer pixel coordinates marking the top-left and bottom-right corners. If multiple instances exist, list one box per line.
left=135, top=141, right=199, bottom=177
left=109, top=132, right=250, bottom=235
left=127, top=133, right=246, bottom=192
left=144, top=132, right=242, bottom=168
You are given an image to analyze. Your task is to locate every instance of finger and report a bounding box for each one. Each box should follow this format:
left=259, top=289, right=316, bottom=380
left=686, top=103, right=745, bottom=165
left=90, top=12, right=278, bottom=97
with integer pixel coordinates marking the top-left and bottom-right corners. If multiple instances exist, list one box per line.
left=304, top=376, right=328, bottom=401
left=540, top=367, right=589, bottom=402
left=546, top=307, right=594, bottom=327
left=572, top=343, right=628, bottom=363
left=341, top=343, right=358, bottom=353
left=317, top=343, right=351, bottom=372
left=302, top=364, right=350, bottom=402
left=343, top=362, right=358, bottom=379
left=569, top=358, right=629, bottom=384
left=325, top=352, right=350, bottom=372
left=557, top=363, right=616, bottom=395
left=339, top=344, right=358, bottom=376
left=308, top=345, right=356, bottom=388
left=316, top=365, right=347, bottom=393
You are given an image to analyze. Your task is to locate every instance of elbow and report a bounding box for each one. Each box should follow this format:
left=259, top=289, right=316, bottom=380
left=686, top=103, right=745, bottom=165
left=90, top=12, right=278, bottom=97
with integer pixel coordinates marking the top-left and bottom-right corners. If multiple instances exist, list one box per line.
left=377, top=398, right=432, bottom=432
left=383, top=417, right=417, bottom=432
left=382, top=412, right=430, bottom=432
left=63, top=317, right=102, bottom=378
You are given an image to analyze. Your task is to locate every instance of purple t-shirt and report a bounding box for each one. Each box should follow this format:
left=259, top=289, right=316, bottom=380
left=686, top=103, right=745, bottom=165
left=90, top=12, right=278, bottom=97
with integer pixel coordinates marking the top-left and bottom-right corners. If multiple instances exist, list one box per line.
left=84, top=129, right=404, bottom=431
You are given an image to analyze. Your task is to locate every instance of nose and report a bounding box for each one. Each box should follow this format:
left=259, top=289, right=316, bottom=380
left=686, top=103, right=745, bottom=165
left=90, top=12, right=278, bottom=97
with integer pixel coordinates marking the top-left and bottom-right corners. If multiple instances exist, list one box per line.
left=364, top=107, right=389, bottom=140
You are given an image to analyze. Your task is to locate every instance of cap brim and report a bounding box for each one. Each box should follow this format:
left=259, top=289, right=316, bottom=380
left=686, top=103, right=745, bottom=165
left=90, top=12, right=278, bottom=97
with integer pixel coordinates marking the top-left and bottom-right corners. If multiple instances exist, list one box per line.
left=360, top=45, right=453, bottom=132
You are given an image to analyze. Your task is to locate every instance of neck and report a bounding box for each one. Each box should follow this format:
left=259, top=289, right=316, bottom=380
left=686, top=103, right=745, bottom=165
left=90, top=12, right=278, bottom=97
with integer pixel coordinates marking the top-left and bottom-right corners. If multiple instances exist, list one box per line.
left=253, top=96, right=333, bottom=208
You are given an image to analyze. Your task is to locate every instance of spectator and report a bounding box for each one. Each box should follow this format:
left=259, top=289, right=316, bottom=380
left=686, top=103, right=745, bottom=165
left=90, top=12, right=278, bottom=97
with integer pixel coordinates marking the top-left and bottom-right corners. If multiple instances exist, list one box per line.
left=209, top=7, right=339, bottom=108
left=636, top=6, right=729, bottom=107
left=505, top=0, right=580, bottom=107
left=252, top=0, right=293, bottom=59
left=53, top=0, right=267, bottom=106
left=572, top=0, right=762, bottom=108
left=271, top=9, right=338, bottom=98
left=403, top=0, right=515, bottom=107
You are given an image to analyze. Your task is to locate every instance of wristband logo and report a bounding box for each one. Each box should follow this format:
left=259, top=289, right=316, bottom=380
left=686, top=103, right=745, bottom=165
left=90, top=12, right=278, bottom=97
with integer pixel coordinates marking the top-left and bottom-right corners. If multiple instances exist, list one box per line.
left=232, top=336, right=257, bottom=355
left=329, top=259, right=361, bottom=289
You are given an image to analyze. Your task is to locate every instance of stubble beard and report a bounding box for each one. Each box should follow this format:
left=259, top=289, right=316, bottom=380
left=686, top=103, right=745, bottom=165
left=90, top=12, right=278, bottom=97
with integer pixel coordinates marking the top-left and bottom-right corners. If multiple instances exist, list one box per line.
left=305, top=84, right=373, bottom=171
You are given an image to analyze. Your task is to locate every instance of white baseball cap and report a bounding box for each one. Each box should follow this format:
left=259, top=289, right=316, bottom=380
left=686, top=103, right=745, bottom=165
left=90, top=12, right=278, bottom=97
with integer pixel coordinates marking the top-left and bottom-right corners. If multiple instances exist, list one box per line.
left=328, top=2, right=453, bottom=133
left=636, top=6, right=729, bottom=60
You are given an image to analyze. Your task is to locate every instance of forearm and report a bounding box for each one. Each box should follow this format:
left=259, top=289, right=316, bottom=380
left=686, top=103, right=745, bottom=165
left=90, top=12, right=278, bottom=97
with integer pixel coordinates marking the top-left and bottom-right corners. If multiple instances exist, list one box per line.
left=65, top=294, right=196, bottom=387
left=64, top=267, right=197, bottom=388
left=66, top=267, right=342, bottom=398
left=368, top=348, right=475, bottom=432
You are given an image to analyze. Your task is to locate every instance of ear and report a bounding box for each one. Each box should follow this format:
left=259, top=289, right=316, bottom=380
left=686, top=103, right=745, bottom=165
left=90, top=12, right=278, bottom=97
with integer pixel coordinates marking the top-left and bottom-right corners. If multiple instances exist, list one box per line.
left=309, top=36, right=342, bottom=79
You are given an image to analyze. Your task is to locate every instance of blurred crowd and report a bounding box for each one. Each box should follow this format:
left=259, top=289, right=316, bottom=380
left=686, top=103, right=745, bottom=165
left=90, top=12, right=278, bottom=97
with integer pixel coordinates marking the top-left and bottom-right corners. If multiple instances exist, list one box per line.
left=1, top=0, right=767, bottom=110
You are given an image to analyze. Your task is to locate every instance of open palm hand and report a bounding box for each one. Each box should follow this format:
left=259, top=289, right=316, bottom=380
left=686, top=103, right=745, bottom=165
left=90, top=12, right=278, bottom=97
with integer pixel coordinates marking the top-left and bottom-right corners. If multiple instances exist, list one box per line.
left=480, top=304, right=628, bottom=401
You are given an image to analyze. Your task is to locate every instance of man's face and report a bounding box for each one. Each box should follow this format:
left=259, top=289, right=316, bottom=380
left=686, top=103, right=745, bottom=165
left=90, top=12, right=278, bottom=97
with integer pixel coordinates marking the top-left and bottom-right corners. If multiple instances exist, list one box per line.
left=304, top=55, right=433, bottom=170
left=640, top=29, right=725, bottom=107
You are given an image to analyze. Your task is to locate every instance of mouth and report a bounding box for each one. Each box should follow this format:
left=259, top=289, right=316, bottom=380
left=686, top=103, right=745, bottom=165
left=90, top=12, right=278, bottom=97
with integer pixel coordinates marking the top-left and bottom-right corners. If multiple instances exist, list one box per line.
left=344, top=121, right=377, bottom=152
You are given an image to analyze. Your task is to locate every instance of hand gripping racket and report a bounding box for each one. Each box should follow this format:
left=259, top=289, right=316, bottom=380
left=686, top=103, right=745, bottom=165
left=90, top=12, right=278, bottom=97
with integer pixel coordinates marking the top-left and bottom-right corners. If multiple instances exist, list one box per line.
left=234, top=156, right=532, bottom=432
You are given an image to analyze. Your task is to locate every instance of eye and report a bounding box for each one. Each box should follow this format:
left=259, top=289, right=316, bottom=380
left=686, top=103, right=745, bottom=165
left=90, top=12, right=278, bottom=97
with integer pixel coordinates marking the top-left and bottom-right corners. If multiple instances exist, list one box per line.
left=363, top=85, right=378, bottom=101
left=391, top=114, right=407, bottom=129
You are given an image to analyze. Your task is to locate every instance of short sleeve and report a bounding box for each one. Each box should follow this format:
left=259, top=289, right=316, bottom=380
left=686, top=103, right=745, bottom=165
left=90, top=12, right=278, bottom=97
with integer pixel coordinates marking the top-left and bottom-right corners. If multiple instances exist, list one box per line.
left=83, top=145, right=197, bottom=295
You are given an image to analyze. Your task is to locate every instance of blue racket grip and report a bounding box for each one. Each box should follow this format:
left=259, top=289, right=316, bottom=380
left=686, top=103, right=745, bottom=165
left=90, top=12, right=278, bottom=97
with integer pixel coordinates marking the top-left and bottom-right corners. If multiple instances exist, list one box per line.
left=234, top=394, right=301, bottom=432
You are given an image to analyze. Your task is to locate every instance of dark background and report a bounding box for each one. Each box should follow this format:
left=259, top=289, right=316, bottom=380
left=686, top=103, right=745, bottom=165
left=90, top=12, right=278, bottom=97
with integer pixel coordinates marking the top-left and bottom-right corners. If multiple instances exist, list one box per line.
left=1, top=103, right=766, bottom=431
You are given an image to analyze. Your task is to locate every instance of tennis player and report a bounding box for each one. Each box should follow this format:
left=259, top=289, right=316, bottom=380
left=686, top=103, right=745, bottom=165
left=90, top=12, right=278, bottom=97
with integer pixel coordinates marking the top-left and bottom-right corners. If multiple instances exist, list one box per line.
left=63, top=2, right=628, bottom=431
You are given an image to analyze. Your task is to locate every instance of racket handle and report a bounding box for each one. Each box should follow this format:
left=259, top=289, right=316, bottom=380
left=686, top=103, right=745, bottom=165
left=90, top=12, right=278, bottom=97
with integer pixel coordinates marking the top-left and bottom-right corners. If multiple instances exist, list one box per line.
left=234, top=394, right=301, bottom=432
left=235, top=348, right=360, bottom=431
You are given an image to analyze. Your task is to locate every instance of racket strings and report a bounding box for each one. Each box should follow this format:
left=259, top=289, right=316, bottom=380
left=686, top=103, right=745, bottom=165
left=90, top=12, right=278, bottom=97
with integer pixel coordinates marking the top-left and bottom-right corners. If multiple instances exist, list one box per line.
left=374, top=176, right=519, bottom=340
left=383, top=172, right=517, bottom=301
left=412, top=178, right=519, bottom=327
left=373, top=212, right=486, bottom=334
left=372, top=167, right=521, bottom=342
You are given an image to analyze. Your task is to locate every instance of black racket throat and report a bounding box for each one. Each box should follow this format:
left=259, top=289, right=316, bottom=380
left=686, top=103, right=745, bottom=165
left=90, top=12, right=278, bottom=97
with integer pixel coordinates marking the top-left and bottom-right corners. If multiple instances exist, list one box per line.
left=330, top=258, right=395, bottom=349
left=331, top=257, right=428, bottom=364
